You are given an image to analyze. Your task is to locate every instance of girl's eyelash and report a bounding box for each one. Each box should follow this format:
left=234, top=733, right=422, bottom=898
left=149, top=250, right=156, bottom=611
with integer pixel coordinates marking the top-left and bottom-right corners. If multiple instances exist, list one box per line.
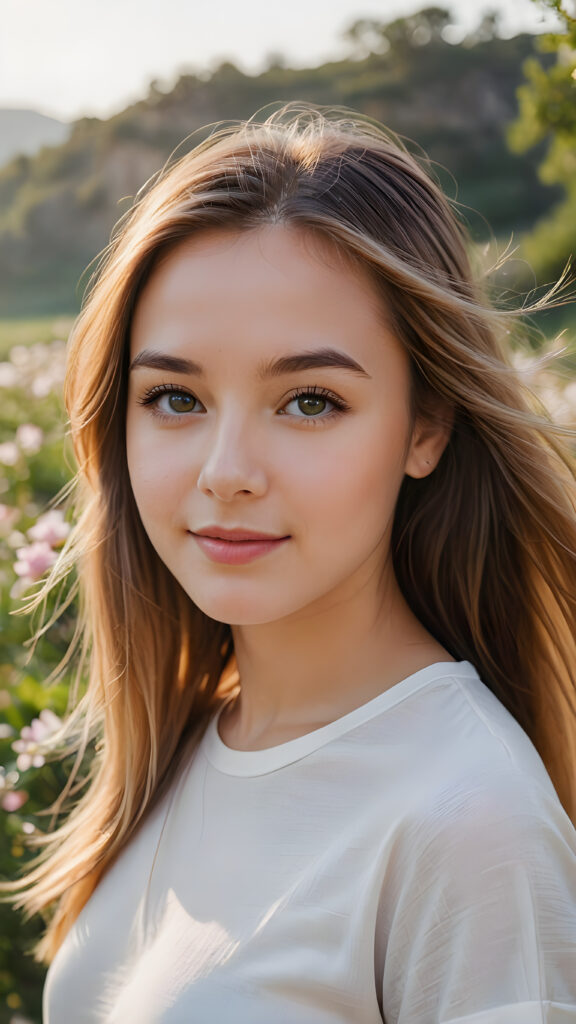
left=136, top=383, right=194, bottom=407
left=281, top=386, right=349, bottom=417
left=136, top=383, right=350, bottom=422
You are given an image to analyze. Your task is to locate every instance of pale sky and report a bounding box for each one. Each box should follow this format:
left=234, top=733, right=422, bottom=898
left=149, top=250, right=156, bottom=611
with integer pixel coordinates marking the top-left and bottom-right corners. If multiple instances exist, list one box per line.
left=0, top=0, right=562, bottom=122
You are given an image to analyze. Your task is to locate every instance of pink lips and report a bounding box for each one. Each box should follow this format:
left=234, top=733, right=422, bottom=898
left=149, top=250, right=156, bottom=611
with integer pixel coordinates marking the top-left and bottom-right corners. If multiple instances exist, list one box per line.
left=190, top=527, right=290, bottom=565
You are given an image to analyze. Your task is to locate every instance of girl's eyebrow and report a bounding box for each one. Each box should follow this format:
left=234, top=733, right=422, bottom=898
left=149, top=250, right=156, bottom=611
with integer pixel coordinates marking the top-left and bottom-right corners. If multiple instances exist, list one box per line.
left=129, top=347, right=371, bottom=379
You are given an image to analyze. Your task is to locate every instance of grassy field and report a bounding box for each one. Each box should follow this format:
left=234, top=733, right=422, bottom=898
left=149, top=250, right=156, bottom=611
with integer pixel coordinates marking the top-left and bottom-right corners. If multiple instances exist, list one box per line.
left=0, top=317, right=75, bottom=360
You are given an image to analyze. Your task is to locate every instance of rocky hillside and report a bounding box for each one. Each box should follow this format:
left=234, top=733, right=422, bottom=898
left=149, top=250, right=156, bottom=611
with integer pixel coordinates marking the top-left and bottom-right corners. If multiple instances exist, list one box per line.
left=0, top=15, right=560, bottom=316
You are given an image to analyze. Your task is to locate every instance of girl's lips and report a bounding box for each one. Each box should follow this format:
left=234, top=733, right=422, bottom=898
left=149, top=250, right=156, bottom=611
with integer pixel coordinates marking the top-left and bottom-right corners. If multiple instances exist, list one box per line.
left=190, top=532, right=290, bottom=565
left=193, top=527, right=284, bottom=541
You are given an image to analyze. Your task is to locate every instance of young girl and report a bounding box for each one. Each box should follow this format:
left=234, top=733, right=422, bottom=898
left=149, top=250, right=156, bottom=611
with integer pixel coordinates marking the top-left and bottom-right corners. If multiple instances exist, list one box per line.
left=4, top=103, right=576, bottom=1022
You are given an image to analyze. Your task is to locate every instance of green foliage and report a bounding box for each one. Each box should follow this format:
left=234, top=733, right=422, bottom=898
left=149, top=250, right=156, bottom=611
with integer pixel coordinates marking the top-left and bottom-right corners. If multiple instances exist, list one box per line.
left=345, top=6, right=452, bottom=58
left=508, top=1, right=576, bottom=280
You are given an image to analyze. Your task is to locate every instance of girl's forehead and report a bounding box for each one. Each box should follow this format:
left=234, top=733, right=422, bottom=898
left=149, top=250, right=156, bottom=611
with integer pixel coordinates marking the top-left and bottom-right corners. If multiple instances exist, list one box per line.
left=128, top=224, right=406, bottom=380
left=130, top=223, right=391, bottom=347
left=142, top=223, right=363, bottom=290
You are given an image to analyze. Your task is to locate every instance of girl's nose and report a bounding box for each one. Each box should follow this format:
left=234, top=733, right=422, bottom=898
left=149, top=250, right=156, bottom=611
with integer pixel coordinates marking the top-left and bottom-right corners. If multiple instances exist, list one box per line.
left=196, top=416, right=268, bottom=502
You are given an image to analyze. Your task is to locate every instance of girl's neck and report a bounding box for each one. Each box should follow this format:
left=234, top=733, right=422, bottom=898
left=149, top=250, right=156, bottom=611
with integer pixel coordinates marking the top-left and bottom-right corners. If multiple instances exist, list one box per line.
left=223, top=577, right=454, bottom=751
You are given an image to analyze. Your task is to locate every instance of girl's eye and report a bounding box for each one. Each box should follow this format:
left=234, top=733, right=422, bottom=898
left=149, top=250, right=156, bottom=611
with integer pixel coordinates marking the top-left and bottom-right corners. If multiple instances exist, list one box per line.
left=281, top=388, right=347, bottom=421
left=137, top=386, right=202, bottom=417
left=162, top=392, right=198, bottom=414
left=137, top=384, right=348, bottom=422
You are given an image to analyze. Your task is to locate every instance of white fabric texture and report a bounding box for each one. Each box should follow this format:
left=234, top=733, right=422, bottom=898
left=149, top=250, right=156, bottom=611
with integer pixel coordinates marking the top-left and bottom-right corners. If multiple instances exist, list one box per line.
left=43, top=660, right=576, bottom=1023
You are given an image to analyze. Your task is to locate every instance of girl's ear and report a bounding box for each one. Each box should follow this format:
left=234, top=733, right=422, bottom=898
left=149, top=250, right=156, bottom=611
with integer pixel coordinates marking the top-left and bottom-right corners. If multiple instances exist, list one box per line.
left=404, top=404, right=454, bottom=480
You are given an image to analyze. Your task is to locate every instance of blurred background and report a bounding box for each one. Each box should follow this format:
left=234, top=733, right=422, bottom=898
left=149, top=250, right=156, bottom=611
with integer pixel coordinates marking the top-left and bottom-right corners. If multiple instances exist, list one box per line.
left=0, top=1, right=575, bottom=1020
left=0, top=0, right=574, bottom=319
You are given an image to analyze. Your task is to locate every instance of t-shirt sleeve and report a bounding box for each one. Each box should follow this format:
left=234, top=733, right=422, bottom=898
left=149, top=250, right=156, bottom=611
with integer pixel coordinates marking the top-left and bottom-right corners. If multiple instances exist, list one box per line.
left=378, top=772, right=576, bottom=1024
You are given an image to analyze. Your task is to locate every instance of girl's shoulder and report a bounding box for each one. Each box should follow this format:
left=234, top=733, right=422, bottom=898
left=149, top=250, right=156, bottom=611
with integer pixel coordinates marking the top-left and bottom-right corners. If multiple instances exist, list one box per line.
left=351, top=661, right=575, bottom=863
left=349, top=661, right=561, bottom=810
left=400, top=662, right=562, bottom=802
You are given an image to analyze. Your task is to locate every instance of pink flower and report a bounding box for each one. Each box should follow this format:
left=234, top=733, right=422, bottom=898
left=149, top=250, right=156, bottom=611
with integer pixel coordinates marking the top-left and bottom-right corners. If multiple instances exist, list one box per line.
left=0, top=504, right=17, bottom=524
left=0, top=504, right=19, bottom=537
left=0, top=362, right=18, bottom=387
left=0, top=768, right=19, bottom=788
left=12, top=708, right=62, bottom=771
left=25, top=708, right=61, bottom=739
left=14, top=540, right=57, bottom=580
left=10, top=579, right=31, bottom=600
left=16, top=423, right=44, bottom=454
left=0, top=442, right=19, bottom=466
left=1, top=789, right=28, bottom=812
left=31, top=375, right=53, bottom=398
left=27, top=509, right=70, bottom=547
left=12, top=747, right=45, bottom=771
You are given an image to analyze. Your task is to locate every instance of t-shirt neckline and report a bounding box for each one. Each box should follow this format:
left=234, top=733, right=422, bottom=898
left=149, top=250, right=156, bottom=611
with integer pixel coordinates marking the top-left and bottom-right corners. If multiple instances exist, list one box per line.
left=203, top=660, right=477, bottom=777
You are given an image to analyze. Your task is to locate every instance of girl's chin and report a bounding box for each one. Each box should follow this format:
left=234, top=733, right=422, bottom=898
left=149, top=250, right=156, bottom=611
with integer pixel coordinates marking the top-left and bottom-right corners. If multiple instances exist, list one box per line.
left=203, top=610, right=288, bottom=628
left=180, top=578, right=340, bottom=627
left=175, top=574, right=332, bottom=627
left=186, top=594, right=292, bottom=628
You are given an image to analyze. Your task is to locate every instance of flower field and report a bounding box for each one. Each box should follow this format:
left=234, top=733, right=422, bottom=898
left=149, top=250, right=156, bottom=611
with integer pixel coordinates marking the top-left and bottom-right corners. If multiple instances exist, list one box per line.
left=0, top=316, right=574, bottom=1023
left=0, top=318, right=79, bottom=1024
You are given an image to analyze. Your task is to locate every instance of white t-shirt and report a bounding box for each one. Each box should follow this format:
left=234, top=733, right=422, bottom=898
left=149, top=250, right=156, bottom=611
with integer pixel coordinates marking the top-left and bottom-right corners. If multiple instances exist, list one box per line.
left=43, top=660, right=576, bottom=1023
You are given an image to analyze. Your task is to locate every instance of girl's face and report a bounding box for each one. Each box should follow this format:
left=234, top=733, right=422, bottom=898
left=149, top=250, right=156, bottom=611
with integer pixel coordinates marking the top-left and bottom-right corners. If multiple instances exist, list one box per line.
left=126, top=224, right=448, bottom=626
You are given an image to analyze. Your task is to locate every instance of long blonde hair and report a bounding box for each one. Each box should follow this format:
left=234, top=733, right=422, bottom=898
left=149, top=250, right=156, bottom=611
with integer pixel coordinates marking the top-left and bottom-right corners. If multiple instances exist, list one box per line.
left=2, top=103, right=576, bottom=964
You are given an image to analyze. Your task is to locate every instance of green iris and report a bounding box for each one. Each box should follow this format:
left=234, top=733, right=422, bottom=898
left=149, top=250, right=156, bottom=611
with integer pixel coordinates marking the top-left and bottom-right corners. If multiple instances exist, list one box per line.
left=168, top=393, right=196, bottom=413
left=297, top=394, right=327, bottom=416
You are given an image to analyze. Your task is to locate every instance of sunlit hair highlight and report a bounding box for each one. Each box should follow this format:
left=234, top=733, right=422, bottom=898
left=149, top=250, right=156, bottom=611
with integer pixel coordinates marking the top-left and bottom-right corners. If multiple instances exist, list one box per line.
left=2, top=102, right=575, bottom=964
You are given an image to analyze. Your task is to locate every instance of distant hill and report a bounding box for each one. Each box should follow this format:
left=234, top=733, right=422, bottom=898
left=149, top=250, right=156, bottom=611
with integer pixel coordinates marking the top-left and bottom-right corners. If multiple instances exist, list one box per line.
left=0, top=108, right=70, bottom=167
left=0, top=18, right=562, bottom=317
